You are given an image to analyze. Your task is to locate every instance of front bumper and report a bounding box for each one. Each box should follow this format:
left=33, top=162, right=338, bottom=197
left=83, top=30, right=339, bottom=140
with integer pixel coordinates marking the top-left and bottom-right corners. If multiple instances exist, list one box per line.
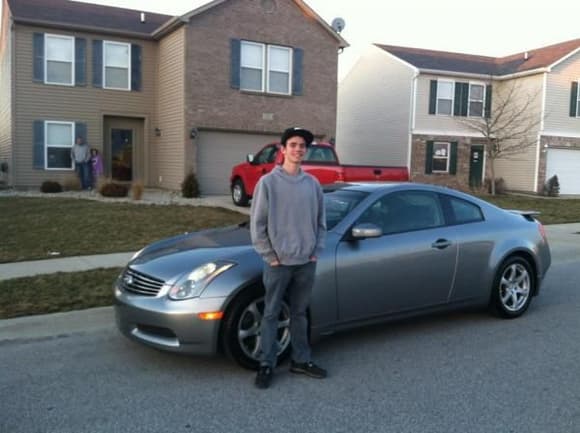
left=114, top=282, right=228, bottom=355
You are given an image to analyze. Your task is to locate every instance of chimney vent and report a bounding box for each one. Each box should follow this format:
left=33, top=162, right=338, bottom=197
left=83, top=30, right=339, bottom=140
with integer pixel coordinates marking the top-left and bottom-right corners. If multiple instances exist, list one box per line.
left=524, top=51, right=529, bottom=61
left=140, top=12, right=146, bottom=23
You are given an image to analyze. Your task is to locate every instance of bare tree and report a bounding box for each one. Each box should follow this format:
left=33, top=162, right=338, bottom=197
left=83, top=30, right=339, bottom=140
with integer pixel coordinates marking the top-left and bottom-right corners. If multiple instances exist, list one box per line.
left=460, top=80, right=542, bottom=195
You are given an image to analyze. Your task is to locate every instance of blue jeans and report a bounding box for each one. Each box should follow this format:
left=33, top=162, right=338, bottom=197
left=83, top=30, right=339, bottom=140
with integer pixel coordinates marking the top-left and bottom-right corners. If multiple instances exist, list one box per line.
left=75, top=162, right=91, bottom=190
left=260, top=261, right=316, bottom=368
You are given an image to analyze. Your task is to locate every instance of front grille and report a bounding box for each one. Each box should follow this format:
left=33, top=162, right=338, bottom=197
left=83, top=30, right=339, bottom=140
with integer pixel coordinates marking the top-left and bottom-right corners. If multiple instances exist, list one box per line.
left=121, top=268, right=165, bottom=296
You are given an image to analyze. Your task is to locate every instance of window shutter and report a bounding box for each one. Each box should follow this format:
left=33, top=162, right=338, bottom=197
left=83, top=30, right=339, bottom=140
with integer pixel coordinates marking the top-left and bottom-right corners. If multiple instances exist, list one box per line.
left=449, top=142, right=458, bottom=175
left=570, top=82, right=578, bottom=117
left=33, top=121, right=45, bottom=169
left=75, top=122, right=87, bottom=143
left=485, top=84, right=493, bottom=118
left=131, top=44, right=142, bottom=91
left=425, top=141, right=434, bottom=174
left=33, top=33, right=44, bottom=82
left=292, top=48, right=304, bottom=96
left=75, top=38, right=86, bottom=86
left=230, top=39, right=241, bottom=89
left=429, top=80, right=437, bottom=114
left=92, top=40, right=103, bottom=88
left=453, top=82, right=468, bottom=116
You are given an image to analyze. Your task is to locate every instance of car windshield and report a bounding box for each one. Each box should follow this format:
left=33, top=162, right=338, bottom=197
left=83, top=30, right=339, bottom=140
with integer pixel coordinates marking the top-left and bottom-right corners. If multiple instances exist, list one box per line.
left=324, top=189, right=369, bottom=230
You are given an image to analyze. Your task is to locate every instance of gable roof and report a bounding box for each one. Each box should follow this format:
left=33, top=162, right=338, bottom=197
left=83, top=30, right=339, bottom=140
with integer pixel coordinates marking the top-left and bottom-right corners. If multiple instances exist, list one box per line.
left=7, top=0, right=173, bottom=38
left=377, top=38, right=580, bottom=77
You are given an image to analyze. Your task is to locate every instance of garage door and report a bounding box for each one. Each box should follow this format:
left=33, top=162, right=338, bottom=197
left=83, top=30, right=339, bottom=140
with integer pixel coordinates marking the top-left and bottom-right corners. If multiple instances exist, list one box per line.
left=197, top=131, right=279, bottom=195
left=546, top=148, right=580, bottom=195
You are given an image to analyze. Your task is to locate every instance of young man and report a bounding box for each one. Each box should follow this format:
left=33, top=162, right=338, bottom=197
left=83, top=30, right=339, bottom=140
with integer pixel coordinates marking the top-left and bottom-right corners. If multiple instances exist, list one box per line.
left=71, top=136, right=91, bottom=190
left=250, top=127, right=327, bottom=389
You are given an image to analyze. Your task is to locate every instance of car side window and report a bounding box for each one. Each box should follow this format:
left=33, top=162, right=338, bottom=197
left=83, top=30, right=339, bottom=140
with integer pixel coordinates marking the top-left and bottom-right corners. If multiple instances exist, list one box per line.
left=255, top=146, right=277, bottom=164
left=357, top=191, right=445, bottom=234
left=447, top=196, right=484, bottom=224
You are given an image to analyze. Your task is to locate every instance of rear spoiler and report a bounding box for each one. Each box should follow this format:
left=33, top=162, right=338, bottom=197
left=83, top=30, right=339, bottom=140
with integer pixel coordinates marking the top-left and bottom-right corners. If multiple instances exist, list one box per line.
left=508, top=210, right=540, bottom=222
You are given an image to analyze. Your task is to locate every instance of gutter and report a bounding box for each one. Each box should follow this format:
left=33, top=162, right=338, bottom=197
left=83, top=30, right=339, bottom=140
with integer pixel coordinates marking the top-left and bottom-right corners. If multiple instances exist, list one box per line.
left=419, top=67, right=549, bottom=81
left=152, top=16, right=187, bottom=40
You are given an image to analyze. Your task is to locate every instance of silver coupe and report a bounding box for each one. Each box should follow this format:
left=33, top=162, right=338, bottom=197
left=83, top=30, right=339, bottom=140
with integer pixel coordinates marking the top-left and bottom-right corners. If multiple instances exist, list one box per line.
left=114, top=183, right=551, bottom=369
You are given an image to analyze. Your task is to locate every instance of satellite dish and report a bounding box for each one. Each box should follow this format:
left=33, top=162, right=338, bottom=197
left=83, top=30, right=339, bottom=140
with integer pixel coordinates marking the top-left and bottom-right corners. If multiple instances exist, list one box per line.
left=331, top=17, right=346, bottom=34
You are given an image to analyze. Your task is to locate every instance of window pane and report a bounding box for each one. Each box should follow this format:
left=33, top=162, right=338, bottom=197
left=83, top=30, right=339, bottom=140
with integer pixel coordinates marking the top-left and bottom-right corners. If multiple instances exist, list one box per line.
left=432, top=158, right=448, bottom=172
left=47, top=123, right=72, bottom=146
left=470, top=84, right=484, bottom=100
left=269, top=71, right=289, bottom=94
left=269, top=47, right=290, bottom=71
left=433, top=143, right=448, bottom=156
left=105, top=67, right=129, bottom=89
left=437, top=81, right=453, bottom=98
left=105, top=43, right=129, bottom=68
left=47, top=147, right=73, bottom=169
left=47, top=61, right=72, bottom=84
left=46, top=36, right=73, bottom=61
left=241, top=68, right=262, bottom=91
left=241, top=43, right=263, bottom=68
left=437, top=100, right=452, bottom=115
left=469, top=101, right=483, bottom=117
left=450, top=197, right=483, bottom=224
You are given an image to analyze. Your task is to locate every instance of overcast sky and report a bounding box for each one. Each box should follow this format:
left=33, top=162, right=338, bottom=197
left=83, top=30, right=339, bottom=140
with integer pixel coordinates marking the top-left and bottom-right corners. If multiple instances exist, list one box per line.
left=4, top=0, right=580, bottom=80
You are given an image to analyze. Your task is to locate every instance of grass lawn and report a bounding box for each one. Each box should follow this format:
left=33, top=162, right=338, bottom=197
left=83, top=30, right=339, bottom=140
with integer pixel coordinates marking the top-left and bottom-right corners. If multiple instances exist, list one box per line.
left=481, top=194, right=580, bottom=224
left=0, top=268, right=122, bottom=319
left=0, top=197, right=248, bottom=263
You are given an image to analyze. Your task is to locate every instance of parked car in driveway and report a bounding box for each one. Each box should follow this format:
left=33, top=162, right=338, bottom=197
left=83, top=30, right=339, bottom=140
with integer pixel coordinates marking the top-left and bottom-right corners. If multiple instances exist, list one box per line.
left=114, top=183, right=551, bottom=370
left=230, top=142, right=408, bottom=206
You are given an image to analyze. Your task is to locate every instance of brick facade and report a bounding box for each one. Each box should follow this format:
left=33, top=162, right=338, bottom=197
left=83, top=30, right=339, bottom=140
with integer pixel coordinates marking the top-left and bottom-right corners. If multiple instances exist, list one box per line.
left=411, top=134, right=488, bottom=193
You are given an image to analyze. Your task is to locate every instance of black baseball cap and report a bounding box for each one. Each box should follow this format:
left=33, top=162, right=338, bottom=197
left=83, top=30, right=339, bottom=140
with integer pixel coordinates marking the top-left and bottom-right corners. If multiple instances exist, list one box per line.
left=280, top=127, right=314, bottom=146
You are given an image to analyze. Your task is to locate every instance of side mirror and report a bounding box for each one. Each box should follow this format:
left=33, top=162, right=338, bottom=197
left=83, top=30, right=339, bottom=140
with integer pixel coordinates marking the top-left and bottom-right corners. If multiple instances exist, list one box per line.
left=246, top=154, right=255, bottom=163
left=351, top=223, right=382, bottom=239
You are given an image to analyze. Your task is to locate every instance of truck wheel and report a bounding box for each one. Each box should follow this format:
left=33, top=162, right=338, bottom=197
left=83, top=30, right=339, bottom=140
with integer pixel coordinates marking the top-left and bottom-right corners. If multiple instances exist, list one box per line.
left=231, top=179, right=250, bottom=207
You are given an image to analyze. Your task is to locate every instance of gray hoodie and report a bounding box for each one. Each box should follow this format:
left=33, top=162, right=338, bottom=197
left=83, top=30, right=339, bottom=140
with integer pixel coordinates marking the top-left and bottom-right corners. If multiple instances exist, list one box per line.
left=250, top=166, right=326, bottom=265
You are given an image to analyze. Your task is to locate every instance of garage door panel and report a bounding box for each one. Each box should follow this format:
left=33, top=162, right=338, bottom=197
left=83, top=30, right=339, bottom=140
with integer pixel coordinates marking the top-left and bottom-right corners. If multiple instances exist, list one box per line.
left=546, top=149, right=580, bottom=195
left=197, top=131, right=279, bottom=195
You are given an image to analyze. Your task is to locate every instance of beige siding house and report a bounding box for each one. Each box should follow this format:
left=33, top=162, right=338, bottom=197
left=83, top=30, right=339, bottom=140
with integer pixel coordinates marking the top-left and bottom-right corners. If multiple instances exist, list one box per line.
left=1, top=0, right=347, bottom=194
left=338, top=40, right=580, bottom=194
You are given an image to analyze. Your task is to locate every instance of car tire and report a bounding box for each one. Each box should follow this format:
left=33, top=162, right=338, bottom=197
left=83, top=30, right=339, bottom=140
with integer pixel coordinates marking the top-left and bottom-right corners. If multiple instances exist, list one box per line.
left=231, top=179, right=250, bottom=207
left=490, top=256, right=535, bottom=319
left=222, top=286, right=291, bottom=370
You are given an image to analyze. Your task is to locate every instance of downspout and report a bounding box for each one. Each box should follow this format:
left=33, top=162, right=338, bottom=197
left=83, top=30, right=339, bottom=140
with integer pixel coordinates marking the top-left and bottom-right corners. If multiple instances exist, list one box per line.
left=533, top=72, right=548, bottom=193
left=407, top=71, right=419, bottom=179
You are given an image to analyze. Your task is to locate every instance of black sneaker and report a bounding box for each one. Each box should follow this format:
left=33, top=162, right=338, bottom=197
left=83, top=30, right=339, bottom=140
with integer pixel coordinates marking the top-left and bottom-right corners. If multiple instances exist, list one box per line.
left=289, top=361, right=327, bottom=379
left=255, top=366, right=273, bottom=389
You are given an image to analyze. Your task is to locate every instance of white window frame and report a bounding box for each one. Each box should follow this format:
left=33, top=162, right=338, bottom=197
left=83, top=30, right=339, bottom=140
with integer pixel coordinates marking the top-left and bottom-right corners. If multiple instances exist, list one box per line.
left=45, top=121, right=75, bottom=170
left=468, top=82, right=486, bottom=117
left=436, top=80, right=454, bottom=116
left=432, top=142, right=450, bottom=173
left=103, top=40, right=131, bottom=91
left=240, top=40, right=292, bottom=95
left=44, top=34, right=75, bottom=86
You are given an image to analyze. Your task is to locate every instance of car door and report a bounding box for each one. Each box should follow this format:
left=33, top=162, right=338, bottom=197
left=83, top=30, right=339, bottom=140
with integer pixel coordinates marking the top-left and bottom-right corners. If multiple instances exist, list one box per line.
left=335, top=190, right=459, bottom=322
left=246, top=144, right=278, bottom=190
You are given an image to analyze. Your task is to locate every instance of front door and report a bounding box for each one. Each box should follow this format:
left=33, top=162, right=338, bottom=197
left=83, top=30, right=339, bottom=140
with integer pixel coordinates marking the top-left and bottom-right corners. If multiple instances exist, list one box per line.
left=469, top=145, right=484, bottom=188
left=111, top=129, right=133, bottom=182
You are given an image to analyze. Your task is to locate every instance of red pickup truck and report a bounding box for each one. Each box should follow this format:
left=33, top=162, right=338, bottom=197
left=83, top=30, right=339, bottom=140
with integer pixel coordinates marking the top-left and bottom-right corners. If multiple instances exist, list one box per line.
left=230, top=142, right=408, bottom=206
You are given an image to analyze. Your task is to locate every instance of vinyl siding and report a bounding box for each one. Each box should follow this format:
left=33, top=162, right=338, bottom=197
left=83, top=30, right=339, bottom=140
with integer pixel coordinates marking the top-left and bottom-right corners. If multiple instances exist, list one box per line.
left=414, top=74, right=490, bottom=135
left=12, top=24, right=158, bottom=187
left=544, top=51, right=580, bottom=135
left=154, top=26, right=185, bottom=191
left=493, top=75, right=544, bottom=192
left=336, top=45, right=413, bottom=166
left=0, top=2, right=12, bottom=185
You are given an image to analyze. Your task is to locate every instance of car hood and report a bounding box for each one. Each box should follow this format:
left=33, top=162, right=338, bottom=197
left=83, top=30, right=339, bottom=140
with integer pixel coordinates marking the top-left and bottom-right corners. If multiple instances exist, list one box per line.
left=128, top=222, right=254, bottom=282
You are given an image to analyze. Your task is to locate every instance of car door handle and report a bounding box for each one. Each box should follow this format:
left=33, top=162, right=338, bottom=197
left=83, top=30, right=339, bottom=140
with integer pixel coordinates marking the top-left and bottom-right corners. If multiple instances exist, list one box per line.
left=431, top=239, right=452, bottom=250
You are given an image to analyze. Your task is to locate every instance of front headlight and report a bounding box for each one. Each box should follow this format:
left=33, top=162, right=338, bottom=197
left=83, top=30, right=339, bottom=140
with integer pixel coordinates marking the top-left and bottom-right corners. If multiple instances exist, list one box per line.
left=168, top=261, right=235, bottom=300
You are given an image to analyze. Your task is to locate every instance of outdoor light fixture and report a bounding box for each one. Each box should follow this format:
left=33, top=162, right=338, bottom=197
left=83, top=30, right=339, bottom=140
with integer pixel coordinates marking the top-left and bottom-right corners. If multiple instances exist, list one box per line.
left=154, top=127, right=161, bottom=137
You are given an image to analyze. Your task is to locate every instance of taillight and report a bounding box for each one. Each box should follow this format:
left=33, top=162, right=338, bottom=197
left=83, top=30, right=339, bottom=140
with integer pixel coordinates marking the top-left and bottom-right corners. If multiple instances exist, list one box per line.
left=538, top=223, right=547, bottom=243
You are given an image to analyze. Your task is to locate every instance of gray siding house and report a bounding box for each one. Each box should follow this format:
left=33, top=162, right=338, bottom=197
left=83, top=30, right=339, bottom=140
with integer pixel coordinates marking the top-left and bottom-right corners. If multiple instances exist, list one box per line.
left=337, top=40, right=580, bottom=194
left=0, top=0, right=347, bottom=193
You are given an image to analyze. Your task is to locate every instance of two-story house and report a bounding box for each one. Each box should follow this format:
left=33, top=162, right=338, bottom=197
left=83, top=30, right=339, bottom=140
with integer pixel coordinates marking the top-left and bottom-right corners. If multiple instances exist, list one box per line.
left=337, top=39, right=580, bottom=195
left=0, top=0, right=347, bottom=194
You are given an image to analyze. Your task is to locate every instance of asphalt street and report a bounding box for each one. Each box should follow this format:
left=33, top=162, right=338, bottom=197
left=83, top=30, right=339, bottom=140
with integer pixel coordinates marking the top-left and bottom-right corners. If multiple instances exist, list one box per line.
left=1, top=228, right=579, bottom=433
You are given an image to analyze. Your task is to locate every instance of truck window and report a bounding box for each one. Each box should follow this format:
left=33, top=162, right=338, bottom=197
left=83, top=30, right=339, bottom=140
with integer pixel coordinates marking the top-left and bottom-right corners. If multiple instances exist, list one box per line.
left=305, top=146, right=337, bottom=163
left=255, top=145, right=278, bottom=164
